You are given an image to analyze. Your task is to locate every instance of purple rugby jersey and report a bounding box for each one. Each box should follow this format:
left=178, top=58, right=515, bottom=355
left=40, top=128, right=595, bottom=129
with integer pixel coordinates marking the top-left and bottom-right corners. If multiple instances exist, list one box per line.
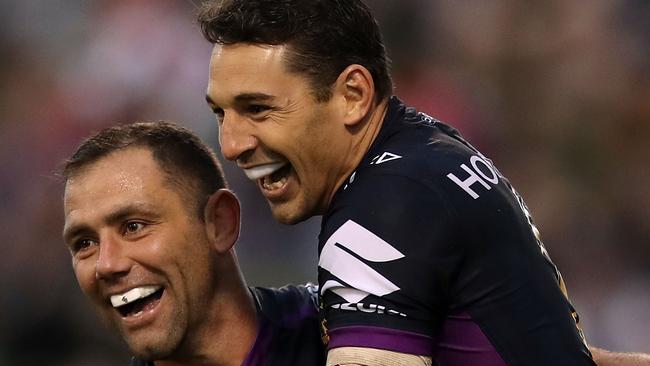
left=131, top=284, right=325, bottom=366
left=324, top=312, right=507, bottom=365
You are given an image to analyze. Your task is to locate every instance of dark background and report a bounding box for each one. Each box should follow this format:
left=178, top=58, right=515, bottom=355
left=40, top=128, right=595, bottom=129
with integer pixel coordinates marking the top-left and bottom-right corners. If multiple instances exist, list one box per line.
left=0, top=0, right=648, bottom=364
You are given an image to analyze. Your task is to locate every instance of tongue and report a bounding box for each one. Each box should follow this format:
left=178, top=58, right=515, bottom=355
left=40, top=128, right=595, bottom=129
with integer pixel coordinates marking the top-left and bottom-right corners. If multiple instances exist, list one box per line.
left=130, top=297, right=156, bottom=315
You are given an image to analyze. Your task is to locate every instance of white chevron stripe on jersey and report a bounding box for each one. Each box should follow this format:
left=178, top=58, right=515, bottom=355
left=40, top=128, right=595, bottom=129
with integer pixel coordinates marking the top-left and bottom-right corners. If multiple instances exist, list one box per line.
left=319, top=220, right=404, bottom=302
left=321, top=280, right=371, bottom=303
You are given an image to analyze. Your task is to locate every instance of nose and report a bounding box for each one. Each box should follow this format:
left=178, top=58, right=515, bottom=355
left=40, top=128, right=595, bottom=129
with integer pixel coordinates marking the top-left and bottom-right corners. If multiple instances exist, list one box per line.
left=219, top=112, right=258, bottom=161
left=95, top=234, right=131, bottom=281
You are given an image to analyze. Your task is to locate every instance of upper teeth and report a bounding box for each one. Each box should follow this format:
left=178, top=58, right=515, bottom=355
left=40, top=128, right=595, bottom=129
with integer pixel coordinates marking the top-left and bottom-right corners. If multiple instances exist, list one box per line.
left=110, top=286, right=161, bottom=308
left=243, top=163, right=287, bottom=181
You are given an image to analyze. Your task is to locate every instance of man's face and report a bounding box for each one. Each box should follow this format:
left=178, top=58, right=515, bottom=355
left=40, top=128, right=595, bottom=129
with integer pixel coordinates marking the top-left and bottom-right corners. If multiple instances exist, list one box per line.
left=63, top=148, right=217, bottom=360
left=206, top=44, right=351, bottom=224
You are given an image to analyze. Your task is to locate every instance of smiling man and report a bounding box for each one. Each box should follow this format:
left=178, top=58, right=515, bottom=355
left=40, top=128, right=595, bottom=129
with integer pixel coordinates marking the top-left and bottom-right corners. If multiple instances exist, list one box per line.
left=199, top=1, right=649, bottom=366
left=62, top=121, right=324, bottom=366
left=204, top=42, right=363, bottom=225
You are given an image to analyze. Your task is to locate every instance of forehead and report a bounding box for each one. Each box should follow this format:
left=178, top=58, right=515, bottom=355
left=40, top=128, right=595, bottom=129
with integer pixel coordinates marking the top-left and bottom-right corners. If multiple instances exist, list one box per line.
left=64, top=148, right=174, bottom=218
left=206, top=43, right=309, bottom=104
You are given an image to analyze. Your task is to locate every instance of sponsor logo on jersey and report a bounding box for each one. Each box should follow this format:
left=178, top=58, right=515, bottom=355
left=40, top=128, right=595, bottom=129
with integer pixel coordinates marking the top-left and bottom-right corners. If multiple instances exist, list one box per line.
left=370, top=151, right=403, bottom=165
left=446, top=154, right=500, bottom=199
left=448, top=154, right=586, bottom=343
left=319, top=220, right=404, bottom=304
left=343, top=152, right=403, bottom=190
left=330, top=302, right=406, bottom=317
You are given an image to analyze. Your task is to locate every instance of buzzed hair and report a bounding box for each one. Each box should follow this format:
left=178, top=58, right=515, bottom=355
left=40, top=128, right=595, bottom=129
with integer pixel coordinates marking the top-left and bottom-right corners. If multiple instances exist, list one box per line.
left=62, top=121, right=227, bottom=219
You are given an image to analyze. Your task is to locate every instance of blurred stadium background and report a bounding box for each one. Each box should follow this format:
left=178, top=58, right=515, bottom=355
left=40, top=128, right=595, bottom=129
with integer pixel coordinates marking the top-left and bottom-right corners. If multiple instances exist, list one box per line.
left=0, top=0, right=647, bottom=364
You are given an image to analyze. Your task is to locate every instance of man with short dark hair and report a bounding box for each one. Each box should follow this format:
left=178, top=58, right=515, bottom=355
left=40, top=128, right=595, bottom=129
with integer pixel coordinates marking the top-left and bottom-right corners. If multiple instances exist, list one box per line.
left=62, top=121, right=325, bottom=366
left=199, top=1, right=649, bottom=365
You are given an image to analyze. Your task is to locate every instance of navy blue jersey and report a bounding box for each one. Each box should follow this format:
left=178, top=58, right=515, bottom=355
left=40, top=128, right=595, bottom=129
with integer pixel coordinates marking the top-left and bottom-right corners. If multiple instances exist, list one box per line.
left=318, top=97, right=595, bottom=365
left=130, top=284, right=325, bottom=366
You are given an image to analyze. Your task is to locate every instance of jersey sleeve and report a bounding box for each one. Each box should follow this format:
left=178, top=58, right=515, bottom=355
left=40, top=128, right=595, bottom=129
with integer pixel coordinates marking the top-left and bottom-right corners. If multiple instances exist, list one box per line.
left=318, top=172, right=461, bottom=357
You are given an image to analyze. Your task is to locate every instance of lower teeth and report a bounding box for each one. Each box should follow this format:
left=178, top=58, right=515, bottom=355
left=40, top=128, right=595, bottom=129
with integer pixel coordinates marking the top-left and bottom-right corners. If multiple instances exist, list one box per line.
left=263, top=176, right=287, bottom=190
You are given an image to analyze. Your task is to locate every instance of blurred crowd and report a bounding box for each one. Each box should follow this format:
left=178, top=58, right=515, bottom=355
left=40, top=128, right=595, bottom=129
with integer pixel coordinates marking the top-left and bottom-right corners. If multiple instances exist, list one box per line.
left=0, top=0, right=647, bottom=364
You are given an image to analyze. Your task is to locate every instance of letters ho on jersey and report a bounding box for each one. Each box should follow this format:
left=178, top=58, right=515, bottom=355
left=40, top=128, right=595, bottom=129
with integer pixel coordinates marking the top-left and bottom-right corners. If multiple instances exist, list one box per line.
left=446, top=154, right=500, bottom=200
left=321, top=149, right=549, bottom=308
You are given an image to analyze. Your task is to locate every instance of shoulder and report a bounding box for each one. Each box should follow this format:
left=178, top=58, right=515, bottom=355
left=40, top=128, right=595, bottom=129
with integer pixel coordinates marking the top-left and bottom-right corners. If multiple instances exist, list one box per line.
left=357, top=114, right=482, bottom=191
left=250, top=284, right=319, bottom=328
left=330, top=121, right=480, bottom=219
left=248, top=284, right=326, bottom=365
left=352, top=113, right=512, bottom=208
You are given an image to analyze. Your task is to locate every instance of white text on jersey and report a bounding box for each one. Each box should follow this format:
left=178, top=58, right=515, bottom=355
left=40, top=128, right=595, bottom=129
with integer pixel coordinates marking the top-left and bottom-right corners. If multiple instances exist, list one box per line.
left=447, top=155, right=499, bottom=199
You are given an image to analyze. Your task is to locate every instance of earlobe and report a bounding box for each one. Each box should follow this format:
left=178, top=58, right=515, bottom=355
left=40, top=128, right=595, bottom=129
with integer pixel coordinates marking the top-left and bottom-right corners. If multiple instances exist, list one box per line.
left=337, top=64, right=375, bottom=127
left=204, top=189, right=241, bottom=254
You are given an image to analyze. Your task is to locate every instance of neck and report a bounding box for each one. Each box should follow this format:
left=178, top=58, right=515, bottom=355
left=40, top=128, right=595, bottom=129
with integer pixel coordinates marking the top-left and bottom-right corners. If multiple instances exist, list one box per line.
left=157, top=254, right=257, bottom=366
left=327, top=98, right=390, bottom=205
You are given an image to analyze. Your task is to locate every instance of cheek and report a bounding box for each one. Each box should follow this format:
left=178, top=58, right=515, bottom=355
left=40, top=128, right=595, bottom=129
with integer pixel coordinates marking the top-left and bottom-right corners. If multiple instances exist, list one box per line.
left=74, top=261, right=100, bottom=298
left=290, top=119, right=326, bottom=160
left=162, top=232, right=213, bottom=278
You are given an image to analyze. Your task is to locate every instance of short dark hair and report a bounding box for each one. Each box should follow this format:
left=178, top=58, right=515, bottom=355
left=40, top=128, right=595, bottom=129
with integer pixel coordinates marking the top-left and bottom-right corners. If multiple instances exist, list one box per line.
left=62, top=121, right=226, bottom=219
left=198, top=0, right=393, bottom=103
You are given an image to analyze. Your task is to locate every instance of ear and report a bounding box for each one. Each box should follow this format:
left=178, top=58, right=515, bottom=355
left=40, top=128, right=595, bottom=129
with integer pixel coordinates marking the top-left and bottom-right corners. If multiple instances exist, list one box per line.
left=204, top=189, right=241, bottom=254
left=334, top=64, right=375, bottom=127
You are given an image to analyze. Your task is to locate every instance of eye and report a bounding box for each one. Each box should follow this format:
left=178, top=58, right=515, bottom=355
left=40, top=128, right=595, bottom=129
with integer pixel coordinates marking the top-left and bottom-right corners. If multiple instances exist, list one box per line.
left=124, top=221, right=145, bottom=235
left=73, top=238, right=98, bottom=253
left=213, top=108, right=225, bottom=124
left=247, top=104, right=271, bottom=116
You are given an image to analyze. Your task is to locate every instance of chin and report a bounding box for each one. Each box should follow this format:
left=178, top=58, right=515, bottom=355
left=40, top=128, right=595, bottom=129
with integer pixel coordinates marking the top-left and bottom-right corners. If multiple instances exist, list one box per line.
left=270, top=202, right=311, bottom=225
left=271, top=210, right=302, bottom=225
left=126, top=337, right=178, bottom=362
left=119, top=323, right=184, bottom=361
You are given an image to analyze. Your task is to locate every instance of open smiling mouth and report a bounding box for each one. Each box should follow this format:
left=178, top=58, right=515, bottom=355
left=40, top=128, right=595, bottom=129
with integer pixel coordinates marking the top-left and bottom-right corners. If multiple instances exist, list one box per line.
left=110, top=286, right=164, bottom=318
left=244, top=162, right=293, bottom=192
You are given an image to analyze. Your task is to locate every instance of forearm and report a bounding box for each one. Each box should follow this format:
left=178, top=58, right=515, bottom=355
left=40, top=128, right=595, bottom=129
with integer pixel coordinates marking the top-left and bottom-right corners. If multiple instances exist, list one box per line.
left=591, top=346, right=650, bottom=366
left=327, top=347, right=432, bottom=366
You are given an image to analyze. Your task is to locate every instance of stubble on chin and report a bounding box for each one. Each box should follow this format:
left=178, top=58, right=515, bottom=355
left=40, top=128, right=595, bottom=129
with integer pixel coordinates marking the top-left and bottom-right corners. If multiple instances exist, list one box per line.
left=124, top=327, right=184, bottom=362
left=106, top=313, right=185, bottom=362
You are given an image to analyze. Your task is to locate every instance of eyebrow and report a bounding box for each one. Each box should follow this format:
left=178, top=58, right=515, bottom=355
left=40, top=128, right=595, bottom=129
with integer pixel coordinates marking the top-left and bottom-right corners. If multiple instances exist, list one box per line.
left=63, top=203, right=160, bottom=244
left=233, top=92, right=274, bottom=103
left=205, top=94, right=217, bottom=108
left=62, top=223, right=93, bottom=246
left=205, top=92, right=275, bottom=108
